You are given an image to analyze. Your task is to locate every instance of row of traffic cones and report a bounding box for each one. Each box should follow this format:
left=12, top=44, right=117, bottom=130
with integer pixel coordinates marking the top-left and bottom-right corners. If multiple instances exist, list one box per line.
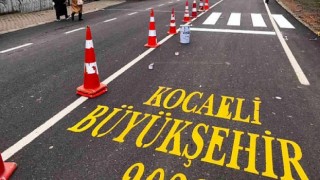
left=183, top=0, right=209, bottom=22
left=145, top=0, right=210, bottom=48
left=76, top=0, right=210, bottom=99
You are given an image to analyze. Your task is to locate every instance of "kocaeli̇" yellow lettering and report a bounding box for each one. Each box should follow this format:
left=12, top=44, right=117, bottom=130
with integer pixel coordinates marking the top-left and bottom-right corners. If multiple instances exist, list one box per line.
left=143, top=86, right=262, bottom=125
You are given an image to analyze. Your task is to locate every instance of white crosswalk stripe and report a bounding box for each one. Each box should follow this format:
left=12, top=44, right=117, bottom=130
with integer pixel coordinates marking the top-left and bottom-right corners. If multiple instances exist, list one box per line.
left=203, top=12, right=222, bottom=25
left=227, top=13, right=241, bottom=26
left=202, top=12, right=295, bottom=29
left=251, top=13, right=267, bottom=27
left=272, top=14, right=295, bottom=29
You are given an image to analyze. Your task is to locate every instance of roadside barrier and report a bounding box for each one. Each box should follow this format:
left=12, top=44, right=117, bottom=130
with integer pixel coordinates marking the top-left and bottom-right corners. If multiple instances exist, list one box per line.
left=145, top=9, right=160, bottom=48
left=76, top=26, right=107, bottom=98
left=0, top=153, right=17, bottom=180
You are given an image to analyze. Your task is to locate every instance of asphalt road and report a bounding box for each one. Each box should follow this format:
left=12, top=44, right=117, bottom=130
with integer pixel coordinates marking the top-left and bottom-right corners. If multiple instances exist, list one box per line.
left=0, top=0, right=320, bottom=179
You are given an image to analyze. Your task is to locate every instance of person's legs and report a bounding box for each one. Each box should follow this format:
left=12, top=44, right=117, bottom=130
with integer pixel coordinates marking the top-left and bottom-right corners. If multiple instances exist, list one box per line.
left=79, top=12, right=83, bottom=21
left=55, top=7, right=61, bottom=21
left=65, top=14, right=70, bottom=19
left=71, top=12, right=75, bottom=21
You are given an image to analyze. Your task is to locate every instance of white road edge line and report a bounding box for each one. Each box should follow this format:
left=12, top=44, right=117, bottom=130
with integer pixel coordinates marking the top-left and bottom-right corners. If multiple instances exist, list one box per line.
left=104, top=18, right=117, bottom=23
left=128, top=12, right=138, bottom=16
left=264, top=1, right=310, bottom=85
left=0, top=43, right=33, bottom=54
left=190, top=27, right=276, bottom=35
left=65, top=27, right=85, bottom=34
left=2, top=0, right=224, bottom=161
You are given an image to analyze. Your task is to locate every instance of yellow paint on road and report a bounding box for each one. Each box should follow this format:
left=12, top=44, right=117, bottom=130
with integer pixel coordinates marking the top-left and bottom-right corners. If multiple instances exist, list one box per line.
left=67, top=86, right=308, bottom=179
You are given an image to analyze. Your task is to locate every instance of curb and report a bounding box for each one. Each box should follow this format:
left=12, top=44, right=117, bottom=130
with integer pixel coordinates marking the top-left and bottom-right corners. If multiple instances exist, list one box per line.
left=276, top=0, right=319, bottom=36
left=0, top=1, right=124, bottom=35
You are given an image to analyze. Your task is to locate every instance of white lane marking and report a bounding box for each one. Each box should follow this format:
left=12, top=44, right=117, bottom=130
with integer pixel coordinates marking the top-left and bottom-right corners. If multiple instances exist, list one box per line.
left=168, top=1, right=173, bottom=3
left=128, top=12, right=138, bottom=16
left=251, top=13, right=267, bottom=27
left=2, top=97, right=88, bottom=160
left=203, top=12, right=222, bottom=25
left=191, top=27, right=276, bottom=35
left=227, top=13, right=241, bottom=26
left=0, top=43, right=33, bottom=54
left=272, top=14, right=295, bottom=29
left=145, top=7, right=152, bottom=10
left=158, top=4, right=165, bottom=7
left=2, top=0, right=224, bottom=162
left=65, top=27, right=85, bottom=34
left=104, top=18, right=117, bottom=22
left=102, top=48, right=155, bottom=85
left=265, top=3, right=309, bottom=85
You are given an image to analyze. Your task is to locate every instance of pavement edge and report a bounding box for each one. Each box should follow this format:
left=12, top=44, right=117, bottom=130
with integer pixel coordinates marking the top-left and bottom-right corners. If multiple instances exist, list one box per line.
left=276, top=0, right=320, bottom=36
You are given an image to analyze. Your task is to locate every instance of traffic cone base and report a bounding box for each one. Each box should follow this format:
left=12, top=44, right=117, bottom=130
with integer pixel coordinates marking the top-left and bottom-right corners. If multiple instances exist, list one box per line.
left=77, top=83, right=107, bottom=98
left=167, top=31, right=178, bottom=35
left=182, top=19, right=191, bottom=23
left=144, top=43, right=160, bottom=48
left=1, top=162, right=17, bottom=179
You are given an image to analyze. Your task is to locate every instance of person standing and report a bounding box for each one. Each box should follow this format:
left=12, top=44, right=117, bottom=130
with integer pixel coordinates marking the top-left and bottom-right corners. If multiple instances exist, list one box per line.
left=71, top=0, right=84, bottom=21
left=53, top=0, right=69, bottom=21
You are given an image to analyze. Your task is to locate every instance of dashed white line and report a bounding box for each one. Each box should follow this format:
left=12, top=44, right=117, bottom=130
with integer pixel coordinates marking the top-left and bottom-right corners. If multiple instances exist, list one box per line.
left=146, top=7, right=152, bottom=10
left=104, top=18, right=117, bottom=22
left=0, top=43, right=33, bottom=54
left=264, top=1, right=309, bottom=85
left=65, top=27, right=85, bottom=34
left=128, top=12, right=138, bottom=16
left=158, top=4, right=165, bottom=7
left=2, top=0, right=224, bottom=162
left=168, top=1, right=173, bottom=3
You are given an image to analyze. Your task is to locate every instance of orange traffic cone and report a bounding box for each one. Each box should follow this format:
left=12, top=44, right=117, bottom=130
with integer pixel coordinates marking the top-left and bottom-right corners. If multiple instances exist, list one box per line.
left=198, top=0, right=204, bottom=12
left=145, top=9, right=160, bottom=48
left=191, top=0, right=197, bottom=18
left=77, top=26, right=107, bottom=98
left=167, top=8, right=178, bottom=35
left=204, top=0, right=209, bottom=10
left=182, top=0, right=191, bottom=23
left=0, top=153, right=17, bottom=180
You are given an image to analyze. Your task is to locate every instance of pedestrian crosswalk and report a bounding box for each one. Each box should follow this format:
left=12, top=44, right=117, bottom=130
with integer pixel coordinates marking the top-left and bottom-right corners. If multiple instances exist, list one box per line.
left=251, top=13, right=267, bottom=27
left=203, top=12, right=221, bottom=25
left=227, top=13, right=241, bottom=26
left=272, top=14, right=295, bottom=29
left=202, top=12, right=295, bottom=29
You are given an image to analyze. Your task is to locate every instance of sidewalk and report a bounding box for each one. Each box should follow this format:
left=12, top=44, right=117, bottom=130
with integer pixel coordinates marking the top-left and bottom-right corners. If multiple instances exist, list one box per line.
left=0, top=0, right=124, bottom=35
